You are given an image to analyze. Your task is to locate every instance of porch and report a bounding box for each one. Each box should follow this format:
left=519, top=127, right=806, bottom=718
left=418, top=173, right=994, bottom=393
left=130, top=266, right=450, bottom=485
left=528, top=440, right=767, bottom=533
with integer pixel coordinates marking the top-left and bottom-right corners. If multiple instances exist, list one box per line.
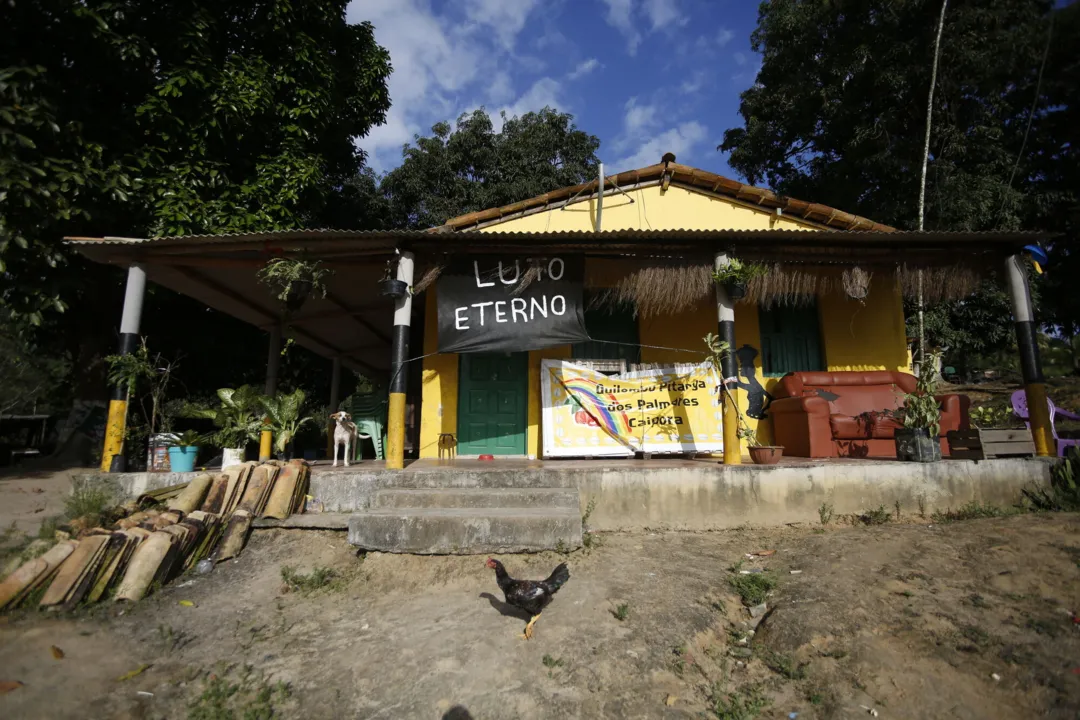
left=78, top=454, right=1050, bottom=551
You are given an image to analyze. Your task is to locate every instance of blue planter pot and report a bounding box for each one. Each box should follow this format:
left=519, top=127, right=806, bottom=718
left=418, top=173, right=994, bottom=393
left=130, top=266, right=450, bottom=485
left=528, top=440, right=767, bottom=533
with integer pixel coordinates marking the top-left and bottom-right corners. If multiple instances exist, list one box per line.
left=168, top=446, right=199, bottom=472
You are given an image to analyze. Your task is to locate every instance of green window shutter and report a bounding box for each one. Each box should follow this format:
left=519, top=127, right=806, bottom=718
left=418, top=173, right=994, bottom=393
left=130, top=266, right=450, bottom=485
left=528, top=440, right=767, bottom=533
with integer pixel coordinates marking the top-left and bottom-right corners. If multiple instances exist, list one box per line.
left=572, top=296, right=640, bottom=365
left=759, top=302, right=824, bottom=376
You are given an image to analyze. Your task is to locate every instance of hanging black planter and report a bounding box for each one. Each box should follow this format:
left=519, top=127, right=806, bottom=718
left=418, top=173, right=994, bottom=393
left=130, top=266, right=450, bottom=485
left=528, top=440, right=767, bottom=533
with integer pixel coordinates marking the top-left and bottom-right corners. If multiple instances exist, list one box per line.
left=380, top=278, right=408, bottom=299
left=724, top=281, right=748, bottom=301
left=284, top=280, right=313, bottom=313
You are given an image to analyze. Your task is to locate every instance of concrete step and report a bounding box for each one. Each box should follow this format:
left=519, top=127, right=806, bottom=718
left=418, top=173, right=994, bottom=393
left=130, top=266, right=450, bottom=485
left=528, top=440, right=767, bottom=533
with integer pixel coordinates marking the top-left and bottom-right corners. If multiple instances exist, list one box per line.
left=251, top=513, right=351, bottom=530
left=370, top=487, right=580, bottom=510
left=347, top=506, right=582, bottom=555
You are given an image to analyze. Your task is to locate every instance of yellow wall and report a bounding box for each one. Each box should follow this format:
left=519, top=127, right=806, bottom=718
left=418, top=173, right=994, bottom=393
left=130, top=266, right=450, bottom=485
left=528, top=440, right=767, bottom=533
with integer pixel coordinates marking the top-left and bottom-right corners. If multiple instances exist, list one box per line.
left=418, top=184, right=907, bottom=458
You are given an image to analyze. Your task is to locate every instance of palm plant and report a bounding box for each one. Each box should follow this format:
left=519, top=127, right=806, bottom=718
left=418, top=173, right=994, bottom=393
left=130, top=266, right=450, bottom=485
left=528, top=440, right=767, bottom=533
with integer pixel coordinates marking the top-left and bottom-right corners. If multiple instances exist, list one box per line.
left=258, top=388, right=314, bottom=455
left=183, top=386, right=263, bottom=448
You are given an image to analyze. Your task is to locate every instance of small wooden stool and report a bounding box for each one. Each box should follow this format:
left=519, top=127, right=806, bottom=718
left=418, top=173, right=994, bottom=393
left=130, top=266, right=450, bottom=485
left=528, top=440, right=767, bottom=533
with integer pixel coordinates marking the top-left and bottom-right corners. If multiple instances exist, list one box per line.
left=438, top=433, right=457, bottom=460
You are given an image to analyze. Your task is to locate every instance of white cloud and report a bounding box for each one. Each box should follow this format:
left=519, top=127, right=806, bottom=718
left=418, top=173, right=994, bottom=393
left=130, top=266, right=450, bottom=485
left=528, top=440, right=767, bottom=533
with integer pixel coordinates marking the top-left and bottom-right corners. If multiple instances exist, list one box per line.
left=716, top=27, right=734, bottom=47
left=622, top=97, right=660, bottom=137
left=462, top=0, right=541, bottom=50
left=348, top=0, right=545, bottom=170
left=643, top=0, right=686, bottom=31
left=613, top=121, right=708, bottom=171
left=679, top=70, right=707, bottom=94
left=568, top=58, right=600, bottom=81
left=601, top=0, right=642, bottom=54
left=733, top=51, right=748, bottom=66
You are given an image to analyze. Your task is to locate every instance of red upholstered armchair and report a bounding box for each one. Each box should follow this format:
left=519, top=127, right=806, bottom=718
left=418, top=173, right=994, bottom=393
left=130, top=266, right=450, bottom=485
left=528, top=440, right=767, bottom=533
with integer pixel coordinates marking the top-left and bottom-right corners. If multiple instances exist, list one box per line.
left=769, top=371, right=970, bottom=458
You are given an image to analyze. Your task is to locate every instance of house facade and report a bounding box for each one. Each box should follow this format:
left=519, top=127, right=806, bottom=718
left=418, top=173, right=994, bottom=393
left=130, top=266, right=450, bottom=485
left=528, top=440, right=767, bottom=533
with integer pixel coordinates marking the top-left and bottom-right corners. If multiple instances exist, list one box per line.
left=418, top=160, right=909, bottom=460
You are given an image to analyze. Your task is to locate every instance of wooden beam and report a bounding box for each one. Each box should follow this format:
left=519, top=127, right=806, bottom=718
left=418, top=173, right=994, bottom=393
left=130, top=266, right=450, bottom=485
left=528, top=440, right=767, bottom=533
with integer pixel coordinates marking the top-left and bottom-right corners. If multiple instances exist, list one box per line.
left=279, top=302, right=388, bottom=326
left=325, top=291, right=391, bottom=345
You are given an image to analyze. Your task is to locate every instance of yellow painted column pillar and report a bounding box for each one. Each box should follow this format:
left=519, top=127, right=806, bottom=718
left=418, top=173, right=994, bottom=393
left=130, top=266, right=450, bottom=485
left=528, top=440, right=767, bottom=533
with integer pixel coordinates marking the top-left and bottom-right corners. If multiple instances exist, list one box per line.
left=100, top=264, right=146, bottom=472
left=259, top=323, right=282, bottom=462
left=1005, top=254, right=1053, bottom=456
left=715, top=252, right=741, bottom=464
left=386, top=250, right=415, bottom=469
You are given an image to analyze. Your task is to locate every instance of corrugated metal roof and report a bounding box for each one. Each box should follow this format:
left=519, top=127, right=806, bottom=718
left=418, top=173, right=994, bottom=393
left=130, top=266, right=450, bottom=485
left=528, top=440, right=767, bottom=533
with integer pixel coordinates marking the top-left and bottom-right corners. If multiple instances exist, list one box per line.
left=66, top=228, right=1049, bottom=247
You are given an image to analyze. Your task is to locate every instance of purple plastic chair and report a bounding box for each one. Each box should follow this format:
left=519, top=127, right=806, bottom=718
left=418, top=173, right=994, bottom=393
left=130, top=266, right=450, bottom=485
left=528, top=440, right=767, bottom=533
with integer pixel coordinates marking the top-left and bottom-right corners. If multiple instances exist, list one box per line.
left=1010, top=389, right=1080, bottom=457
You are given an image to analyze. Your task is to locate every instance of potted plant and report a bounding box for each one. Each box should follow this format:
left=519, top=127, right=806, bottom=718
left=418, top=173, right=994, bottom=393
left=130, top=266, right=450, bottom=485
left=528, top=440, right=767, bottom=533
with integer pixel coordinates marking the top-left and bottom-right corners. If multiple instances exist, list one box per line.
left=711, top=258, right=767, bottom=301
left=893, top=352, right=944, bottom=462
left=182, top=386, right=263, bottom=467
left=258, top=388, right=315, bottom=459
left=257, top=256, right=333, bottom=313
left=165, top=430, right=203, bottom=472
left=379, top=259, right=409, bottom=299
left=704, top=333, right=784, bottom=464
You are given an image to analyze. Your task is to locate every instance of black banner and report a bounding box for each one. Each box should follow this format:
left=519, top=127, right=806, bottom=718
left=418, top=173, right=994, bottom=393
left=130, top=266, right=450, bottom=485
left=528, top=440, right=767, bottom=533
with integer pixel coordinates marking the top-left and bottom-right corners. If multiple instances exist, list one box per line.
left=437, top=256, right=589, bottom=354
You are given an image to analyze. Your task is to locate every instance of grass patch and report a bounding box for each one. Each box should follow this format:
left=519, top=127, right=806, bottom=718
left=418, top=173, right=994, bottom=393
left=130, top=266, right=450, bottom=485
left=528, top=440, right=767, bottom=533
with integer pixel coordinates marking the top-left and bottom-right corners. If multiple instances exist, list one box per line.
left=1024, top=447, right=1080, bottom=511
left=65, top=476, right=118, bottom=528
left=671, top=644, right=687, bottom=676
left=187, top=664, right=291, bottom=720
left=818, top=501, right=834, bottom=526
left=931, top=502, right=1017, bottom=523
left=856, top=505, right=891, bottom=525
left=763, top=651, right=808, bottom=680
left=728, top=572, right=777, bottom=607
left=709, top=684, right=769, bottom=720
left=967, top=593, right=991, bottom=609
left=542, top=654, right=564, bottom=669
left=279, top=565, right=341, bottom=595
left=612, top=602, right=630, bottom=621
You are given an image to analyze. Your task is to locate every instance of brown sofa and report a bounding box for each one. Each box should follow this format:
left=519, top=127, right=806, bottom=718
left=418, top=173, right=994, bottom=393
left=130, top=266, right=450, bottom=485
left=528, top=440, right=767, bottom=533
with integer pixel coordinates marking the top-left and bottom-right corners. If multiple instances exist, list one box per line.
left=769, top=371, right=970, bottom=458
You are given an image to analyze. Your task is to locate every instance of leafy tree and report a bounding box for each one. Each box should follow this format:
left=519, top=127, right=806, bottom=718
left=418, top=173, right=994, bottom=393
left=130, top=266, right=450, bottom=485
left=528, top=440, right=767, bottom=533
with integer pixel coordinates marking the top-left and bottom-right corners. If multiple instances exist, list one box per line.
left=1, top=0, right=391, bottom=398
left=720, top=0, right=1076, bottom=362
left=380, top=108, right=601, bottom=229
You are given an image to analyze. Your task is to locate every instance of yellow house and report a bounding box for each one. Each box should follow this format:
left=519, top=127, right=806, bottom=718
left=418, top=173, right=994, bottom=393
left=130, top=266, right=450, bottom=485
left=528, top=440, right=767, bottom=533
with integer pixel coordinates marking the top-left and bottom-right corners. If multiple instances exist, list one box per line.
left=418, top=156, right=913, bottom=460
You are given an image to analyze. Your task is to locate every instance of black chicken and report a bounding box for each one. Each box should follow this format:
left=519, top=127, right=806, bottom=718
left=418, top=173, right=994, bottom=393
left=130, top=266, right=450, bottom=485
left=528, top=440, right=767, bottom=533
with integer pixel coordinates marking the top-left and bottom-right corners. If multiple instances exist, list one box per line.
left=486, top=558, right=570, bottom=640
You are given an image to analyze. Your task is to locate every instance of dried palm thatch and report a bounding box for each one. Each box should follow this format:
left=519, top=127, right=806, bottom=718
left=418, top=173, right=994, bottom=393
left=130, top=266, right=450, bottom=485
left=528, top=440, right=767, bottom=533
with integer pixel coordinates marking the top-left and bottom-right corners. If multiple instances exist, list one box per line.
left=895, top=265, right=980, bottom=303
left=744, top=264, right=832, bottom=309
left=411, top=262, right=444, bottom=295
left=842, top=267, right=872, bottom=301
left=590, top=262, right=713, bottom=317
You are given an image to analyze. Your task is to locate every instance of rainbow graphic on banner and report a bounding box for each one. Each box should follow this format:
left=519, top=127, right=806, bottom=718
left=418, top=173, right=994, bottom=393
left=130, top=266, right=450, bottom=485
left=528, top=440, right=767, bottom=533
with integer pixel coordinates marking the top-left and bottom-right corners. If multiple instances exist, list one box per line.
left=557, top=374, right=637, bottom=446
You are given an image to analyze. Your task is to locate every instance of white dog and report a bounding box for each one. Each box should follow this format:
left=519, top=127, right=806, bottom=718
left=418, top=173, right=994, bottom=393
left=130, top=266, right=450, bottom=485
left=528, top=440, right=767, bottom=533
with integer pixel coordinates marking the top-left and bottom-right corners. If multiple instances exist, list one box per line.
left=330, top=411, right=358, bottom=467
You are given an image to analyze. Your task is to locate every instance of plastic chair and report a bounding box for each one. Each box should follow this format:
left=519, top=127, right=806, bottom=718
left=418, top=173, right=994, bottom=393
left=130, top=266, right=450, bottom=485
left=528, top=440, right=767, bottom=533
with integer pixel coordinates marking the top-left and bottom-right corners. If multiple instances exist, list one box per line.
left=1010, top=389, right=1080, bottom=457
left=344, top=392, right=388, bottom=461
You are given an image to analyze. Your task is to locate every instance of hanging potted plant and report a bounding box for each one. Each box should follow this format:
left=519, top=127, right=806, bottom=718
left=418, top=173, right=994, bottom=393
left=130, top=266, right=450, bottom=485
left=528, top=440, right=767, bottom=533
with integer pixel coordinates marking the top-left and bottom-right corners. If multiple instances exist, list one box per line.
left=379, top=258, right=409, bottom=299
left=705, top=333, right=784, bottom=464
left=711, top=258, right=767, bottom=301
left=165, top=430, right=204, bottom=473
left=258, top=256, right=333, bottom=313
left=892, top=352, right=944, bottom=463
left=182, top=386, right=263, bottom=467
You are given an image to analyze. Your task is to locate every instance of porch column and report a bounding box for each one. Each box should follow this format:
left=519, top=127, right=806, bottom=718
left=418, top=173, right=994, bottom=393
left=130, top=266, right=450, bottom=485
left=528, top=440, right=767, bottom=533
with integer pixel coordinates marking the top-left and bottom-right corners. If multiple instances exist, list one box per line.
left=387, top=251, right=415, bottom=470
left=326, top=357, right=341, bottom=459
left=259, top=323, right=282, bottom=462
left=714, top=252, right=741, bottom=465
left=101, top=264, right=147, bottom=472
left=1005, top=254, right=1054, bottom=456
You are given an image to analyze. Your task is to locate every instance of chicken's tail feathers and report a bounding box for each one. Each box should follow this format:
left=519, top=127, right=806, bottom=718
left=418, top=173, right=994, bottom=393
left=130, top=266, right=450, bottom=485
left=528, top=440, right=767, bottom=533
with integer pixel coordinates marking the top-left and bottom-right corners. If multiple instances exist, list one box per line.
left=543, top=562, right=570, bottom=592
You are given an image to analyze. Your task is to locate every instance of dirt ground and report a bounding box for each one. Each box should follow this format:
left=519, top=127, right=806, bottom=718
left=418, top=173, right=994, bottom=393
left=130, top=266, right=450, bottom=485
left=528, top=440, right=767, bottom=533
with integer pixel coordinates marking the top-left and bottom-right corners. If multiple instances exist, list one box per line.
left=1, top=507, right=1079, bottom=720
left=0, top=465, right=78, bottom=535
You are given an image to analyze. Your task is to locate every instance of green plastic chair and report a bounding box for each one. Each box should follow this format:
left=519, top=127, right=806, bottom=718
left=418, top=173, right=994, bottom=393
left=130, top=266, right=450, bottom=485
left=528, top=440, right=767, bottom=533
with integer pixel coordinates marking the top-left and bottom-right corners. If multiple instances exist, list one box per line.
left=344, top=392, right=388, bottom=461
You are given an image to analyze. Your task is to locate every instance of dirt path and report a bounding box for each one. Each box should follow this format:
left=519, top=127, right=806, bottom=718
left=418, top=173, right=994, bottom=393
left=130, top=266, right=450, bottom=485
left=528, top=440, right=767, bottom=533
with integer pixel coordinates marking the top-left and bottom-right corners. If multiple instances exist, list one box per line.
left=1, top=514, right=1078, bottom=719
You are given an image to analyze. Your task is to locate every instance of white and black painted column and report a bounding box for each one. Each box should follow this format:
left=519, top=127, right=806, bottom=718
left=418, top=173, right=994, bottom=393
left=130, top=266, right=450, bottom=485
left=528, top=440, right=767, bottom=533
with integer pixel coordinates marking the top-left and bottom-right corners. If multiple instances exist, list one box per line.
left=714, top=252, right=741, bottom=464
left=387, top=250, right=414, bottom=469
left=101, top=264, right=147, bottom=472
left=1005, top=254, right=1054, bottom=456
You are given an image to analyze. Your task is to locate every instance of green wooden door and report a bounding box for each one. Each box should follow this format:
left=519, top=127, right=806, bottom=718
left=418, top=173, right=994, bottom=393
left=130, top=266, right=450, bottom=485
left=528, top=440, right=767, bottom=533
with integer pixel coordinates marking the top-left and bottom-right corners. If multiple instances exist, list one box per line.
left=457, top=353, right=528, bottom=455
left=759, top=303, right=825, bottom=376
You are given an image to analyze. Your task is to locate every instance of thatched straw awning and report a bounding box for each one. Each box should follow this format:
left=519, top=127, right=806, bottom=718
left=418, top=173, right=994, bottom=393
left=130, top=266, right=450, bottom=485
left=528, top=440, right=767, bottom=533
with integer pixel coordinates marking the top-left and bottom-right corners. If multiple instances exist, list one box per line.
left=67, top=228, right=1049, bottom=363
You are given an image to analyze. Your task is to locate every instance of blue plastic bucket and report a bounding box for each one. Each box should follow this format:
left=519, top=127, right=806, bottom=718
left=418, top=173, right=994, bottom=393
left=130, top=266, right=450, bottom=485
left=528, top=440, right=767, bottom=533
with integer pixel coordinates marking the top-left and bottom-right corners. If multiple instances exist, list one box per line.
left=167, top=446, right=199, bottom=472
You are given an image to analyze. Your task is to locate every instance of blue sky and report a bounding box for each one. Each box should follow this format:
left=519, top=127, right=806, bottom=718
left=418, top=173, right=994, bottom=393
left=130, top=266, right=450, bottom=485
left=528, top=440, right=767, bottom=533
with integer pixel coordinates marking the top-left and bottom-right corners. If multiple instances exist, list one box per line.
left=348, top=0, right=763, bottom=181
